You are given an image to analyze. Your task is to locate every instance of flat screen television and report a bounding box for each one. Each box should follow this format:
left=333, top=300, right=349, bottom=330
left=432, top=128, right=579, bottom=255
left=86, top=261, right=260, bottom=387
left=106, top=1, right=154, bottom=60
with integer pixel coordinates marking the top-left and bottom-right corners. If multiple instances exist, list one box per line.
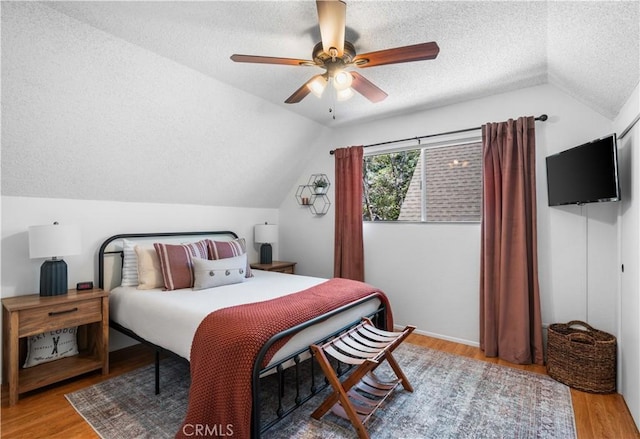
left=546, top=134, right=620, bottom=206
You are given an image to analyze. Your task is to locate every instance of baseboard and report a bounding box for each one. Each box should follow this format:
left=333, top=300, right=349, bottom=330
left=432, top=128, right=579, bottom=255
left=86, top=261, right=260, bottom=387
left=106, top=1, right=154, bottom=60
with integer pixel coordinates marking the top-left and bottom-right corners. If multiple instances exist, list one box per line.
left=395, top=324, right=480, bottom=348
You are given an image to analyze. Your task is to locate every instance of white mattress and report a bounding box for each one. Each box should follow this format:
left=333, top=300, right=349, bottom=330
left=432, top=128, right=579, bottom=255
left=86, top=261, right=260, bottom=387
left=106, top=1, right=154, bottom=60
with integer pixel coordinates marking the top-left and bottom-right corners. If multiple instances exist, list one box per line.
left=109, top=270, right=380, bottom=366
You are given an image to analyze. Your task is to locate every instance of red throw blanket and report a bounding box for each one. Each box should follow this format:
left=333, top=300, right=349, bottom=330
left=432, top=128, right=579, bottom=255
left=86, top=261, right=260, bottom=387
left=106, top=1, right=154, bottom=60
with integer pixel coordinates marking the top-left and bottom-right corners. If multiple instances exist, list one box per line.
left=175, top=278, right=393, bottom=439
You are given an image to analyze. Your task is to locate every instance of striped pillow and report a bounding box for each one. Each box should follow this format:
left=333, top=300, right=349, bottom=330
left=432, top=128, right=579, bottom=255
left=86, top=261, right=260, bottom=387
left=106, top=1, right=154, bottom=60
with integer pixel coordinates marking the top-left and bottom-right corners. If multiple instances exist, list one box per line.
left=120, top=239, right=139, bottom=287
left=207, top=238, right=253, bottom=278
left=154, top=240, right=209, bottom=290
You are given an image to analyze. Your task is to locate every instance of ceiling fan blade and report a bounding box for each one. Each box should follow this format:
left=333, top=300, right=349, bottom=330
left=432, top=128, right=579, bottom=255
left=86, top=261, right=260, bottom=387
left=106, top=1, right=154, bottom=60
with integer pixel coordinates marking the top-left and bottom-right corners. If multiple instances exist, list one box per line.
left=285, top=75, right=323, bottom=104
left=316, top=0, right=346, bottom=57
left=354, top=42, right=440, bottom=68
left=350, top=72, right=388, bottom=103
left=230, top=54, right=314, bottom=66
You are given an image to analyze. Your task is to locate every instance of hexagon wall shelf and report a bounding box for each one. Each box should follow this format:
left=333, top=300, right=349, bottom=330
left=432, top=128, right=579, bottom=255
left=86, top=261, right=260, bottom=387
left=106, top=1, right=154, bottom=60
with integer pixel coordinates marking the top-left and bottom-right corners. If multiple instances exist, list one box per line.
left=295, top=174, right=331, bottom=216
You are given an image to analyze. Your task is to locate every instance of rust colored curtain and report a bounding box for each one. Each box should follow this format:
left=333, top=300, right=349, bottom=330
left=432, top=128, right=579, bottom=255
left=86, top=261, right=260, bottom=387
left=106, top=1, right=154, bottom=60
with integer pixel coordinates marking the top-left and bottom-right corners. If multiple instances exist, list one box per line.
left=333, top=146, right=364, bottom=281
left=480, top=116, right=544, bottom=365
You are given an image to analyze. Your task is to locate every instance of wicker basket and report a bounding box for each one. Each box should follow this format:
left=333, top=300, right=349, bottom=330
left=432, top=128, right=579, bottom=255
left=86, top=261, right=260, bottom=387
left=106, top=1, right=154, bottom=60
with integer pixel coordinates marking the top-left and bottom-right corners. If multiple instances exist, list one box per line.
left=547, top=320, right=616, bottom=393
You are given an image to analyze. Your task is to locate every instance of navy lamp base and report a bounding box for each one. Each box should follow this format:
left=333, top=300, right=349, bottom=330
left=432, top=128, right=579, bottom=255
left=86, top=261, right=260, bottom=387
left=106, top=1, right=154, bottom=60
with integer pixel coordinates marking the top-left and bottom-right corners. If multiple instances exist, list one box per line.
left=259, top=243, right=273, bottom=265
left=40, top=258, right=68, bottom=296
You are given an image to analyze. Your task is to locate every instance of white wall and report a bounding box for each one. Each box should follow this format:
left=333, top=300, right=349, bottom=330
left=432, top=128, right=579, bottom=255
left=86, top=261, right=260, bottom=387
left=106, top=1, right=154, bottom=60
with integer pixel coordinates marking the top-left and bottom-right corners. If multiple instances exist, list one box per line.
left=616, top=83, right=640, bottom=427
left=279, top=147, right=336, bottom=280
left=280, top=84, right=618, bottom=346
left=361, top=222, right=480, bottom=344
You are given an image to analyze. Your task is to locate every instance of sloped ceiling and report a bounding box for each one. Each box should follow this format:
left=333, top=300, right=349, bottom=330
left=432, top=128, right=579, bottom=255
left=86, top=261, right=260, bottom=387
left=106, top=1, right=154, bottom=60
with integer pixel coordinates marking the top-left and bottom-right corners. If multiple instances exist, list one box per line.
left=46, top=1, right=640, bottom=126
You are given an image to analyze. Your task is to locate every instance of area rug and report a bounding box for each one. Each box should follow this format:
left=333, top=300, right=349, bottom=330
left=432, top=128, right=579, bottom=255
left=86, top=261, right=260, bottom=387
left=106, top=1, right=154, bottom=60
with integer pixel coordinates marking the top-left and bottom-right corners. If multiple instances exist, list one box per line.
left=65, top=343, right=576, bottom=438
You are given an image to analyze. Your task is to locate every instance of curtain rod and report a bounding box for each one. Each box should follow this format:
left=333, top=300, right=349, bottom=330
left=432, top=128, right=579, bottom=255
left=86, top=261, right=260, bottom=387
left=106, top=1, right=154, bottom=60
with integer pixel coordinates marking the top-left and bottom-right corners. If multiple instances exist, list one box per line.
left=329, top=114, right=548, bottom=155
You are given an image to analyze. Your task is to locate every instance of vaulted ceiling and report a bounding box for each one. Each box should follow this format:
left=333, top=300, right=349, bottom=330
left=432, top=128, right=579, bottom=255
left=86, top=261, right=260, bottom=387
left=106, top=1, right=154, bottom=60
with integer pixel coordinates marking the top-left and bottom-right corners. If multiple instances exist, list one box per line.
left=46, top=1, right=639, bottom=127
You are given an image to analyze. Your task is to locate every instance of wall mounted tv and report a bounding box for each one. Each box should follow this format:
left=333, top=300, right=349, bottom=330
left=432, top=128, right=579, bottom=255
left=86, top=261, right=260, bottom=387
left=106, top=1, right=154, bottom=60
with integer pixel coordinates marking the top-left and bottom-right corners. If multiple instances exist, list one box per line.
left=546, top=133, right=621, bottom=206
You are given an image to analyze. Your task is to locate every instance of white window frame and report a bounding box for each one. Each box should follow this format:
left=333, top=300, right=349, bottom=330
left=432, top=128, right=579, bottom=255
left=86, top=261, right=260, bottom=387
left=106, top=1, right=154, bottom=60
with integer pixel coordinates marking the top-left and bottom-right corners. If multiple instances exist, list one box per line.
left=363, top=132, right=482, bottom=223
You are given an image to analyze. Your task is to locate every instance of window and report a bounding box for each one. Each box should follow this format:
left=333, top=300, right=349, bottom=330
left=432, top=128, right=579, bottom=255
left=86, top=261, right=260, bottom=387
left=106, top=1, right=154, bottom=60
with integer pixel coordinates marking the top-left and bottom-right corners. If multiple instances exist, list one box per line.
left=362, top=140, right=482, bottom=222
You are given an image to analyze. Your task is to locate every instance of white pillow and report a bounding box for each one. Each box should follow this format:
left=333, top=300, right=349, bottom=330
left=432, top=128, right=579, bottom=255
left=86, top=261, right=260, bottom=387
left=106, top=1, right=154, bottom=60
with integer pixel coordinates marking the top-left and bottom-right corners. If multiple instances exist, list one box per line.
left=192, top=254, right=247, bottom=290
left=121, top=239, right=139, bottom=287
left=23, top=327, right=79, bottom=368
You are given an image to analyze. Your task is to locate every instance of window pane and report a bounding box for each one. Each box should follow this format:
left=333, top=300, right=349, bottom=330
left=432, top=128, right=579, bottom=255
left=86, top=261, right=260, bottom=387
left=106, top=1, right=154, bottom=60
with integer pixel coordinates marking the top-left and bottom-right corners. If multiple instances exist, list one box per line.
left=424, top=142, right=482, bottom=222
left=362, top=141, right=482, bottom=223
left=397, top=150, right=423, bottom=221
left=363, top=150, right=419, bottom=221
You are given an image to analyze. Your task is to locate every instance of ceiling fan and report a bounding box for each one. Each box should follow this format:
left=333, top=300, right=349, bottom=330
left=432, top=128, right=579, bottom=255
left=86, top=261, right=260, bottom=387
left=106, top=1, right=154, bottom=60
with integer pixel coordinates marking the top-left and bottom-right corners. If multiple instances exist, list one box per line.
left=230, top=0, right=439, bottom=104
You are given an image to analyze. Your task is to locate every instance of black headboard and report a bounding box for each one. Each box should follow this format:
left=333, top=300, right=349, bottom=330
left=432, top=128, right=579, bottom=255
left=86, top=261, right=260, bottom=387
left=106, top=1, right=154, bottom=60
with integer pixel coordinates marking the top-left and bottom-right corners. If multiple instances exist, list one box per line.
left=97, top=231, right=238, bottom=291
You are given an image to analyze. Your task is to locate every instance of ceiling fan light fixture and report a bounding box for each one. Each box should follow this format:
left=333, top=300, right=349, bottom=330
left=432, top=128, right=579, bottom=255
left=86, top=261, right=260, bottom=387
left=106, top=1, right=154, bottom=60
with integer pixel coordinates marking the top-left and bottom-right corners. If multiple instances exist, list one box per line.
left=307, top=75, right=328, bottom=98
left=333, top=70, right=353, bottom=91
left=231, top=1, right=439, bottom=106
left=336, top=87, right=354, bottom=101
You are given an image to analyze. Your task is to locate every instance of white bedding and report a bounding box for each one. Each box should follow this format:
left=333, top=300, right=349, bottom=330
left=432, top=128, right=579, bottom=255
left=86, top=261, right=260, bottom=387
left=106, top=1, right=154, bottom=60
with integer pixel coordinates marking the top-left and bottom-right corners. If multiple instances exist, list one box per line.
left=109, top=270, right=380, bottom=366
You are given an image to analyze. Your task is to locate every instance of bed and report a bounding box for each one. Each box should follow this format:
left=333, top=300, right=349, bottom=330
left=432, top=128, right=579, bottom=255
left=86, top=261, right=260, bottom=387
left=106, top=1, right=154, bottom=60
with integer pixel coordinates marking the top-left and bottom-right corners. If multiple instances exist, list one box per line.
left=98, top=231, right=390, bottom=438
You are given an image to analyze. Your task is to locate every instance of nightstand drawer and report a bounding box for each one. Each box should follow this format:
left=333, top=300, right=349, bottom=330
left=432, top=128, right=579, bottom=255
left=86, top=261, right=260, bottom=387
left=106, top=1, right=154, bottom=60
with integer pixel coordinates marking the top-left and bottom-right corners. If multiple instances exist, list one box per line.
left=18, top=298, right=102, bottom=337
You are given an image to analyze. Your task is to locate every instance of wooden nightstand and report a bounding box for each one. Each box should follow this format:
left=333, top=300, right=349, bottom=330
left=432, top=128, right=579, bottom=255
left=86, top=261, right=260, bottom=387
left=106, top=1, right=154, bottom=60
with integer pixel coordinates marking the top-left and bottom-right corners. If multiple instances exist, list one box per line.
left=250, top=261, right=297, bottom=274
left=2, top=289, right=109, bottom=406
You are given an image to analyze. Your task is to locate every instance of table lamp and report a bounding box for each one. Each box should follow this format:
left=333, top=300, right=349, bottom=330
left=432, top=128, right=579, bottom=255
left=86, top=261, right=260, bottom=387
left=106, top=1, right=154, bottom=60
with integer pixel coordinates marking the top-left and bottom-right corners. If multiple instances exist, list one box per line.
left=254, top=223, right=278, bottom=264
left=29, top=222, right=81, bottom=296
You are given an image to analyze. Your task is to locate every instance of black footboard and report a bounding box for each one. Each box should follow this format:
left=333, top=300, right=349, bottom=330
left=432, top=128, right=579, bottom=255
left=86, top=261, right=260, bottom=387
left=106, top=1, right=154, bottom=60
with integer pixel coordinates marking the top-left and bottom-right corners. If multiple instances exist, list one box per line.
left=251, top=296, right=387, bottom=438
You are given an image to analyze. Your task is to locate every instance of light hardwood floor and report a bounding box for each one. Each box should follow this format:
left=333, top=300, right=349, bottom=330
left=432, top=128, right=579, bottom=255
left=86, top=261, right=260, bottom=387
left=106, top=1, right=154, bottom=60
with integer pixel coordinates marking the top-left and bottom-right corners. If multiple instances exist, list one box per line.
left=1, top=334, right=639, bottom=438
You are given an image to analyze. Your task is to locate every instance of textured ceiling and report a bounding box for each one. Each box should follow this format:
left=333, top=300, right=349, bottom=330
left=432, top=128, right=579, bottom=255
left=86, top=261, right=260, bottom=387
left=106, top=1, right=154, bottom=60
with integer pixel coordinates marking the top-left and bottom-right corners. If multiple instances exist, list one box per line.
left=46, top=1, right=639, bottom=127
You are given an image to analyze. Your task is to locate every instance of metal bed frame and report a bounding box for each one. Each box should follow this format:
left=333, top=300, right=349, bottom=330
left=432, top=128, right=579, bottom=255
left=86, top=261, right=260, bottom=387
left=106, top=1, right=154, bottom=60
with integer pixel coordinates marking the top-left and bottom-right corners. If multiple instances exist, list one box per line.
left=98, top=231, right=388, bottom=438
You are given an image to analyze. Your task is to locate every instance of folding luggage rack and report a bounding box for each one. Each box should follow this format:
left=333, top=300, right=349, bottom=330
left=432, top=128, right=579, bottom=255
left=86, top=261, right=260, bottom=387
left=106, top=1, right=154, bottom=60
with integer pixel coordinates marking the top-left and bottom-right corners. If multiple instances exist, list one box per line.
left=310, top=318, right=415, bottom=439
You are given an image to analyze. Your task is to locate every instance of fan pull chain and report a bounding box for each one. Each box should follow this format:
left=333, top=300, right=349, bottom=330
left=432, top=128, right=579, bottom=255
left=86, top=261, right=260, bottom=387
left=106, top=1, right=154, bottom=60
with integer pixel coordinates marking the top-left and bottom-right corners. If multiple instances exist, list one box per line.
left=329, top=85, right=337, bottom=120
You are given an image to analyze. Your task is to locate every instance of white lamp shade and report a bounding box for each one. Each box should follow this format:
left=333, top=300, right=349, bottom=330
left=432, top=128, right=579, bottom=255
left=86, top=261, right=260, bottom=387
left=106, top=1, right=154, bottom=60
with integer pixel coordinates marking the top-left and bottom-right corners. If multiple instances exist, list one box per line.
left=336, top=87, right=354, bottom=101
left=333, top=71, right=353, bottom=91
left=254, top=224, right=278, bottom=244
left=306, top=75, right=327, bottom=98
left=28, top=223, right=81, bottom=259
